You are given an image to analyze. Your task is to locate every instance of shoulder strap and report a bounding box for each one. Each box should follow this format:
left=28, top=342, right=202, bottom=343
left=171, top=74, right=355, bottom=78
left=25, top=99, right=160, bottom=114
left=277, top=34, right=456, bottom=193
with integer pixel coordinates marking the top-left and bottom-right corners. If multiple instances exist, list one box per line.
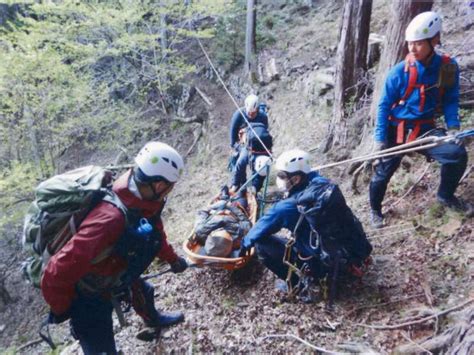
left=438, top=54, right=451, bottom=105
left=102, top=191, right=128, bottom=222
left=441, top=54, right=451, bottom=65
left=401, top=53, right=418, bottom=103
left=91, top=191, right=129, bottom=265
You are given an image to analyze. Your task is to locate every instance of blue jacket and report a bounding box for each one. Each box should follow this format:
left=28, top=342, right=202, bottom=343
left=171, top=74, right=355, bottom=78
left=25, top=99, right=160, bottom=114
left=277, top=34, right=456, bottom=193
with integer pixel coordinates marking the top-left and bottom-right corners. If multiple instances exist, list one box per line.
left=241, top=172, right=329, bottom=258
left=375, top=53, right=460, bottom=143
left=229, top=105, right=268, bottom=147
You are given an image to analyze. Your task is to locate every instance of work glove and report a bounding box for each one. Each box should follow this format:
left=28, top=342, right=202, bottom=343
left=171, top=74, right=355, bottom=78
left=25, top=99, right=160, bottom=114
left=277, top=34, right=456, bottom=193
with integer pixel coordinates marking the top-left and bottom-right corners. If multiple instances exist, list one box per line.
left=369, top=141, right=386, bottom=167
left=48, top=310, right=70, bottom=324
left=447, top=127, right=462, bottom=145
left=170, top=256, right=188, bottom=274
left=238, top=243, right=252, bottom=258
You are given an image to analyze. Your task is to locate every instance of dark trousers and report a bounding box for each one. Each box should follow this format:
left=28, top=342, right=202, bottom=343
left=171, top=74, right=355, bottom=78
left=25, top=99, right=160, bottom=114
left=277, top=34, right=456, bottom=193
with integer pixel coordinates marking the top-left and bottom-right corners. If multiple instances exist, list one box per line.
left=255, top=235, right=326, bottom=286
left=231, top=146, right=265, bottom=192
left=370, top=128, right=468, bottom=212
left=70, top=279, right=158, bottom=354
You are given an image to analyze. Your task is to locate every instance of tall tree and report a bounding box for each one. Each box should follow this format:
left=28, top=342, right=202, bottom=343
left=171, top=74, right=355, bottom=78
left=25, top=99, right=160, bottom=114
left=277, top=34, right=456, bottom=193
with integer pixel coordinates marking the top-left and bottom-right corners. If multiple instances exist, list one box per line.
left=244, top=0, right=257, bottom=82
left=325, top=0, right=372, bottom=151
left=369, top=0, right=433, bottom=123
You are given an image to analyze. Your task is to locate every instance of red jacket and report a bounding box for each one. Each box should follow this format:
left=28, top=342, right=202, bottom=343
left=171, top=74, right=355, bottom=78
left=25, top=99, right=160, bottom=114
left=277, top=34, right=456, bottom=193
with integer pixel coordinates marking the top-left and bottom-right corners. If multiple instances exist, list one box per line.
left=41, top=170, right=179, bottom=315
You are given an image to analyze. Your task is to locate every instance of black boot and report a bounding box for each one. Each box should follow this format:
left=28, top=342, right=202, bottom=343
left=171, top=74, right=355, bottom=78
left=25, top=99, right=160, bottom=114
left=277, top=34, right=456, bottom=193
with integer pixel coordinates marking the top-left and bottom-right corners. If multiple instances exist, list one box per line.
left=156, top=310, right=185, bottom=327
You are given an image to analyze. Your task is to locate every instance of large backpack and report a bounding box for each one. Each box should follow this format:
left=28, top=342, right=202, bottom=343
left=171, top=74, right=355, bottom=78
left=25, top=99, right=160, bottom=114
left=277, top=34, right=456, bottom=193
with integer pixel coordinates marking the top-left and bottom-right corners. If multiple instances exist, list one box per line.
left=22, top=165, right=127, bottom=287
left=246, top=122, right=273, bottom=153
left=296, top=179, right=372, bottom=274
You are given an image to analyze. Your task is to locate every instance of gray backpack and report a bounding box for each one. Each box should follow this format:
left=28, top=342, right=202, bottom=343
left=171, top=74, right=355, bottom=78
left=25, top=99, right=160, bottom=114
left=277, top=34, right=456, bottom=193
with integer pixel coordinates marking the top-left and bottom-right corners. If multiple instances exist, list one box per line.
left=22, top=165, right=127, bottom=287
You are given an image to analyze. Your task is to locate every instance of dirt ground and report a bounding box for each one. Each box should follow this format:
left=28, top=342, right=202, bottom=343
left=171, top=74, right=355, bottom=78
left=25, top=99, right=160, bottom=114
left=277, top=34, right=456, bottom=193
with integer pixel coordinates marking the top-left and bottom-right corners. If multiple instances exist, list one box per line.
left=0, top=0, right=473, bottom=353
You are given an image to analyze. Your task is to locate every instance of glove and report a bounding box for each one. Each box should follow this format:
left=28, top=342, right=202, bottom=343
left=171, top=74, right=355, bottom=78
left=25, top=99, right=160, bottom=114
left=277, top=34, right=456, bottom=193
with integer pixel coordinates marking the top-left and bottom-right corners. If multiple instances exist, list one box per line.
left=48, top=310, right=70, bottom=324
left=170, top=256, right=188, bottom=274
left=447, top=128, right=462, bottom=145
left=369, top=141, right=386, bottom=167
left=238, top=244, right=251, bottom=258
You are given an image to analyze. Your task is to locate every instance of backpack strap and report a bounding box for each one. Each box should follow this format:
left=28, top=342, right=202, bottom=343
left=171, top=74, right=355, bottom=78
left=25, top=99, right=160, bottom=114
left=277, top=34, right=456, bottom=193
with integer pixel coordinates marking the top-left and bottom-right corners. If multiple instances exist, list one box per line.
left=399, top=53, right=419, bottom=107
left=437, top=54, right=451, bottom=109
left=90, top=191, right=129, bottom=265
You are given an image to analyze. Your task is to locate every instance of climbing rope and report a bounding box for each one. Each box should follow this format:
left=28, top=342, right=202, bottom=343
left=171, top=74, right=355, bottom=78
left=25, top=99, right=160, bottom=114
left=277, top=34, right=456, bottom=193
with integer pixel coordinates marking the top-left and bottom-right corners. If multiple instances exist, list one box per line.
left=195, top=37, right=273, bottom=159
left=312, top=129, right=474, bottom=171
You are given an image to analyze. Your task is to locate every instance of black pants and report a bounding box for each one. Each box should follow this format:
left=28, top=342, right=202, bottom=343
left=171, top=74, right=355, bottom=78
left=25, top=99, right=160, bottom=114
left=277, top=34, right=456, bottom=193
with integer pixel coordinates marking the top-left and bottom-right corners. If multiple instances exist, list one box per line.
left=255, top=235, right=327, bottom=286
left=370, top=127, right=468, bottom=212
left=70, top=279, right=159, bottom=354
left=231, top=146, right=266, bottom=192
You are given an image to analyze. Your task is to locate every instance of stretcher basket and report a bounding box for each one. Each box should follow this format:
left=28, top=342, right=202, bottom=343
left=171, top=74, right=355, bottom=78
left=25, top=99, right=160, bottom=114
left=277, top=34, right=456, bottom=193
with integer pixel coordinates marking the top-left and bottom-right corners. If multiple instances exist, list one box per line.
left=182, top=191, right=258, bottom=270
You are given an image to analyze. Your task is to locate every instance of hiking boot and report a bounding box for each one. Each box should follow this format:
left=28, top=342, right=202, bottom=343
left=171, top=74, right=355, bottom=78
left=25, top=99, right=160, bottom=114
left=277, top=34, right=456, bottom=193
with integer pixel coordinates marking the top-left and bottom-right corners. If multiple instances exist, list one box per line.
left=437, top=195, right=474, bottom=217
left=136, top=326, right=161, bottom=342
left=156, top=311, right=185, bottom=327
left=370, top=210, right=384, bottom=229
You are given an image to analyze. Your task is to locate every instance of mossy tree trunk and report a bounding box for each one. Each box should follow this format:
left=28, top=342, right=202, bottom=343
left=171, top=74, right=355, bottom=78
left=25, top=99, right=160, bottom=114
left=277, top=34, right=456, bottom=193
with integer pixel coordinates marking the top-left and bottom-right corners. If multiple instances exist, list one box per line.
left=245, top=0, right=257, bottom=82
left=325, top=0, right=372, bottom=152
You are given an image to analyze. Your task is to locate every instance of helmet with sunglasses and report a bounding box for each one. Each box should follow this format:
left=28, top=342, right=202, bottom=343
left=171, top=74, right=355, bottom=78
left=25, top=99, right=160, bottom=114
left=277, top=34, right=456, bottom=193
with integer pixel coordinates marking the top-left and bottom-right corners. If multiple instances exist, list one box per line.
left=135, top=142, right=184, bottom=183
left=275, top=149, right=311, bottom=174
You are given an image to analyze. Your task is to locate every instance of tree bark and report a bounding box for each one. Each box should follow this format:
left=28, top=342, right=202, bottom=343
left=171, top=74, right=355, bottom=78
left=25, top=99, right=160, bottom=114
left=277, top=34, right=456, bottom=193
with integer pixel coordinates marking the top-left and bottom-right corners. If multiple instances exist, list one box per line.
left=24, top=105, right=44, bottom=178
left=245, top=0, right=257, bottom=82
left=160, top=0, right=168, bottom=55
left=325, top=0, right=372, bottom=151
left=369, top=0, right=434, bottom=124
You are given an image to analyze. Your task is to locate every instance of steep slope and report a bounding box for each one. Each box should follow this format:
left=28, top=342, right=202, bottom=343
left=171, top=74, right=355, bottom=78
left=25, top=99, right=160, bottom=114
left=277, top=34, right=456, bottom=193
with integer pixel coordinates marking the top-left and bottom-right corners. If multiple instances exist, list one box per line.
left=0, top=0, right=472, bottom=353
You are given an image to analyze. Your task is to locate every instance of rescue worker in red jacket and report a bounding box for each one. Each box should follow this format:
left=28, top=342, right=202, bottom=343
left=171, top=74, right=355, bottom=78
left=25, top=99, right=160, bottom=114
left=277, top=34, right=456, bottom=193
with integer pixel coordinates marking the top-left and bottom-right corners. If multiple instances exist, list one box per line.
left=41, top=142, right=188, bottom=354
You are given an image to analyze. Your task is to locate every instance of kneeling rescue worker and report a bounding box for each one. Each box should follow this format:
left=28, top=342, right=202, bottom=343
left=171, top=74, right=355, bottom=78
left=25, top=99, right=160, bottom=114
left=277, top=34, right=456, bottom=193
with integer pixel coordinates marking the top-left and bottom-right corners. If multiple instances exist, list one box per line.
left=41, top=142, right=188, bottom=354
left=239, top=150, right=372, bottom=299
left=370, top=11, right=469, bottom=228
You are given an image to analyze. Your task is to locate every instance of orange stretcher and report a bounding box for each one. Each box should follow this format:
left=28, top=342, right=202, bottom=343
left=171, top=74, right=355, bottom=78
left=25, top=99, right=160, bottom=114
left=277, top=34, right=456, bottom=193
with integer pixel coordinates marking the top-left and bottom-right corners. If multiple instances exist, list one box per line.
left=182, top=191, right=258, bottom=270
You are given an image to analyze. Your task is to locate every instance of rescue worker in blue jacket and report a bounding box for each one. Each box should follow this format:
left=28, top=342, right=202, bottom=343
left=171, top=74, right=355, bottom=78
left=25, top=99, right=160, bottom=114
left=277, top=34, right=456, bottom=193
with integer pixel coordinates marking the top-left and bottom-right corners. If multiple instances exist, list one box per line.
left=229, top=94, right=269, bottom=193
left=239, top=150, right=372, bottom=292
left=370, top=11, right=469, bottom=228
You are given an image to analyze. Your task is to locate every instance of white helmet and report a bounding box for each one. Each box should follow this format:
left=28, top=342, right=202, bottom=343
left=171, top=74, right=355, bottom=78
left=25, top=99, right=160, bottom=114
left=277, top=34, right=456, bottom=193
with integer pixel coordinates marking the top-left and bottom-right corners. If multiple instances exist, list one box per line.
left=244, top=94, right=259, bottom=114
left=275, top=149, right=311, bottom=174
left=254, top=155, right=271, bottom=176
left=405, top=11, right=441, bottom=41
left=135, top=142, right=184, bottom=183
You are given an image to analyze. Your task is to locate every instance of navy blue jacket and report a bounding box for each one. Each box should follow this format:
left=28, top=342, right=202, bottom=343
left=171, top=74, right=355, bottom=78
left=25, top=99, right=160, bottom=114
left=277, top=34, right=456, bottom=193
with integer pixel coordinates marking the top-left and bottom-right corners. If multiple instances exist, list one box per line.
left=242, top=172, right=372, bottom=263
left=242, top=172, right=328, bottom=257
left=229, top=106, right=268, bottom=147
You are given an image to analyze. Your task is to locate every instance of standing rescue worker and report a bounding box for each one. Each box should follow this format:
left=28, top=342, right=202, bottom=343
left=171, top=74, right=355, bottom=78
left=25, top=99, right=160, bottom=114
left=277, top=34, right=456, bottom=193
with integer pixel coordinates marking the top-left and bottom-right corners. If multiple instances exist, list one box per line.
left=229, top=94, right=270, bottom=193
left=42, top=142, right=188, bottom=354
left=370, top=11, right=469, bottom=228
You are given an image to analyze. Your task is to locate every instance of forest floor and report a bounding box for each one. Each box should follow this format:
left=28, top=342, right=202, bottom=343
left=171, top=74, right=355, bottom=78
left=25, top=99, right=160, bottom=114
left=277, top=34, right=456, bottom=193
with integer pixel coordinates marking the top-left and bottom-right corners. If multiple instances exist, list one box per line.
left=1, top=0, right=473, bottom=354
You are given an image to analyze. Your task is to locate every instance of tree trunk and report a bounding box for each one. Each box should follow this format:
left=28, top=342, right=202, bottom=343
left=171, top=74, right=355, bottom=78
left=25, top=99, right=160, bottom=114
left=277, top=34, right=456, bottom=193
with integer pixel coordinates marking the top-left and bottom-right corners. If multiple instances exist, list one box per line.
left=160, top=0, right=168, bottom=54
left=369, top=0, right=433, bottom=124
left=24, top=105, right=44, bottom=178
left=245, top=0, right=257, bottom=82
left=325, top=0, right=372, bottom=151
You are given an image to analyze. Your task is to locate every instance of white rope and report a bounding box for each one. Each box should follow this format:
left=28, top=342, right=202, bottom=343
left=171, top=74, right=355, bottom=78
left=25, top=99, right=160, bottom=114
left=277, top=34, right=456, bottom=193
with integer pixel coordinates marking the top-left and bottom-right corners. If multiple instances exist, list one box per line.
left=195, top=37, right=273, bottom=159
left=311, top=134, right=454, bottom=171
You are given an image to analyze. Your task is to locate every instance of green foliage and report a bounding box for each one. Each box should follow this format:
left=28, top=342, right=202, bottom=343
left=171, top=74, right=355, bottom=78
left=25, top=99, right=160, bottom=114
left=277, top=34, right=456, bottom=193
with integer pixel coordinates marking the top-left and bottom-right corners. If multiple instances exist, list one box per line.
left=0, top=0, right=214, bottom=177
left=0, top=161, right=37, bottom=238
left=210, top=1, right=246, bottom=72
